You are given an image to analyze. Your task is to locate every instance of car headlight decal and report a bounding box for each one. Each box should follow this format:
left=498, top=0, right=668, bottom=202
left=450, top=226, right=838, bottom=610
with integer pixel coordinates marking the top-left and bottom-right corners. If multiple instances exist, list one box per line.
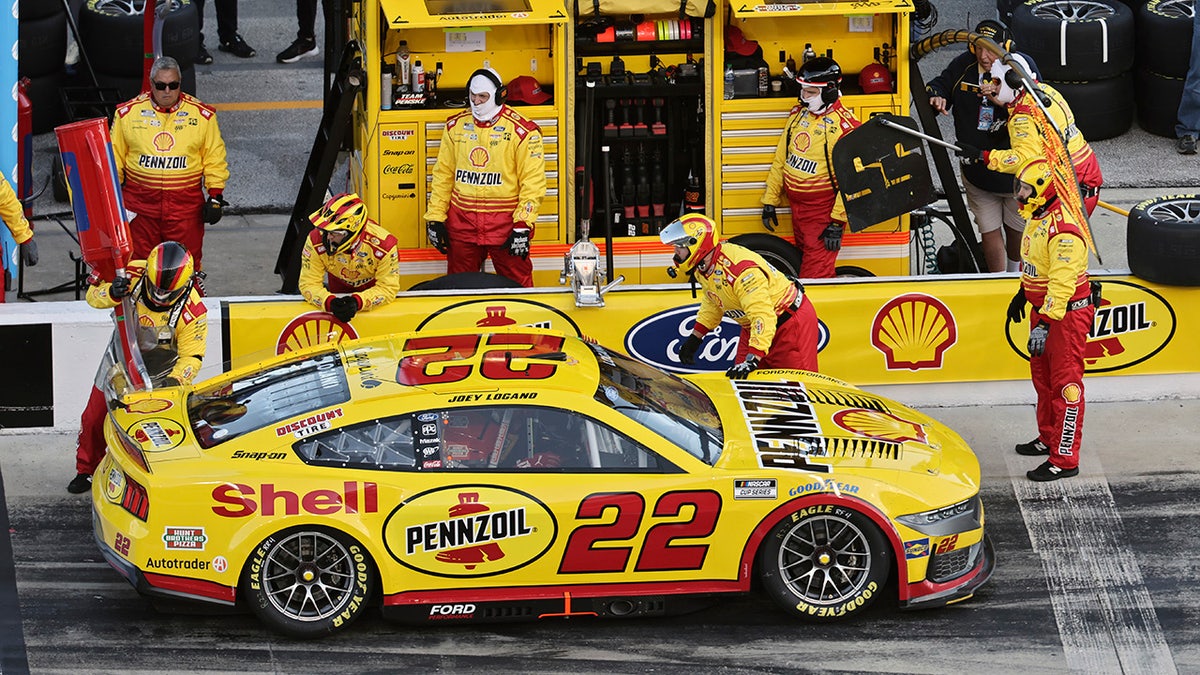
left=896, top=496, right=980, bottom=536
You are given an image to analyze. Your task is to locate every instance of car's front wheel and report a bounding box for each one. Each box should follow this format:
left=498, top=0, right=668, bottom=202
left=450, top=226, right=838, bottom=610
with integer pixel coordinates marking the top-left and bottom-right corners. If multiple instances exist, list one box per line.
left=242, top=527, right=375, bottom=637
left=759, top=505, right=891, bottom=621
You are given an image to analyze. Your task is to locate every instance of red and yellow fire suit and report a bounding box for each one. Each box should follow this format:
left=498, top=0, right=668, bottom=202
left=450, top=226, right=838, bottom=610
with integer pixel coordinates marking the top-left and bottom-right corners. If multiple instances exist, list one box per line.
left=763, top=100, right=860, bottom=279
left=111, top=92, right=229, bottom=268
left=424, top=106, right=546, bottom=286
left=298, top=220, right=401, bottom=313
left=985, top=84, right=1103, bottom=215
left=0, top=173, right=32, bottom=245
left=1020, top=199, right=1093, bottom=471
left=690, top=242, right=819, bottom=371
left=75, top=260, right=208, bottom=477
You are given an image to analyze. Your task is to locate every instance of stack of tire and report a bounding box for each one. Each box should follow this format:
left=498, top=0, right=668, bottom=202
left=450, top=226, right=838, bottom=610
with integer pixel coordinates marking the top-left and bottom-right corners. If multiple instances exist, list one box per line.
left=78, top=0, right=200, bottom=102
left=19, top=0, right=70, bottom=134
left=1008, top=0, right=1136, bottom=141
left=1133, top=0, right=1195, bottom=138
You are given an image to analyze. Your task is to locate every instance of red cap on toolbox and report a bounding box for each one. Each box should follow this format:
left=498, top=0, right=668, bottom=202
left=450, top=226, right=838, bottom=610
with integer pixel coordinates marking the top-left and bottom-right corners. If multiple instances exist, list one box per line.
left=507, top=75, right=552, bottom=105
left=724, top=25, right=759, bottom=56
left=858, top=63, right=893, bottom=94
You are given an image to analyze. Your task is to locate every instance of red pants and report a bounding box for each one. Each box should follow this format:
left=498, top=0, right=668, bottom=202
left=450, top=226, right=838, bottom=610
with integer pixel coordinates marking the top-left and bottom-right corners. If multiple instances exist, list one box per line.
left=786, top=191, right=838, bottom=279
left=735, top=294, right=820, bottom=372
left=124, top=182, right=206, bottom=268
left=1029, top=305, right=1093, bottom=470
left=75, top=386, right=109, bottom=475
left=447, top=239, right=533, bottom=287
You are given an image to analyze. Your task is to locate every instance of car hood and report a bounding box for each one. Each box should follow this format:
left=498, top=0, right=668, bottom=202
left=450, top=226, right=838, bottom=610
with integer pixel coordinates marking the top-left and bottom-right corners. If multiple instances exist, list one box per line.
left=703, top=372, right=972, bottom=477
left=109, top=390, right=203, bottom=463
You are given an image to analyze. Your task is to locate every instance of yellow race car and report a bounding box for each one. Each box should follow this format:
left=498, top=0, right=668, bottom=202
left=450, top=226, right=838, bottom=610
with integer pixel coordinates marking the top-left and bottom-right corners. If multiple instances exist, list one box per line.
left=93, top=327, right=993, bottom=637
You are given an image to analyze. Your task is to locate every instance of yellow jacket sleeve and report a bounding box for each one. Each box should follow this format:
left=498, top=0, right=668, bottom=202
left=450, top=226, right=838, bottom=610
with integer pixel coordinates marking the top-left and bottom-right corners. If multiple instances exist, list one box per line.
left=355, top=245, right=400, bottom=312
left=110, top=114, right=128, bottom=184
left=424, top=117, right=458, bottom=223
left=298, top=235, right=332, bottom=310
left=731, top=266, right=780, bottom=358
left=0, top=174, right=32, bottom=244
left=513, top=128, right=546, bottom=229
left=169, top=295, right=208, bottom=383
left=986, top=110, right=1038, bottom=174
left=762, top=114, right=796, bottom=207
left=202, top=111, right=230, bottom=192
left=1042, top=233, right=1088, bottom=322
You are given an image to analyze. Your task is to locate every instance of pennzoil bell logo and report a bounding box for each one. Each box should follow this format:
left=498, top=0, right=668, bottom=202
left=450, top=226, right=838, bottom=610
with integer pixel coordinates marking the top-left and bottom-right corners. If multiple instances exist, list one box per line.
left=1005, top=279, right=1176, bottom=372
left=127, top=418, right=186, bottom=451
left=382, top=486, right=556, bottom=578
left=416, top=299, right=580, bottom=335
left=871, top=293, right=957, bottom=370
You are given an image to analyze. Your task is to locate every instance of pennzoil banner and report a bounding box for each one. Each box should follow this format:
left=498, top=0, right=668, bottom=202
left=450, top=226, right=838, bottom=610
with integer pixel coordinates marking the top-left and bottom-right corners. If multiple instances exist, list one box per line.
left=222, top=274, right=1200, bottom=386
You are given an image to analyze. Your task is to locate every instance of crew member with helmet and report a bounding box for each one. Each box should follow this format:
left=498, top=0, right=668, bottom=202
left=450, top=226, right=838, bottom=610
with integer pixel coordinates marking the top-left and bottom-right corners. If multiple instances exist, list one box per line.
left=68, top=242, right=208, bottom=494
left=966, top=54, right=1104, bottom=216
left=928, top=21, right=1038, bottom=272
left=661, top=213, right=820, bottom=377
left=299, top=192, right=400, bottom=324
left=424, top=66, right=546, bottom=287
left=761, top=56, right=861, bottom=279
left=1006, top=157, right=1094, bottom=482
left=110, top=56, right=230, bottom=269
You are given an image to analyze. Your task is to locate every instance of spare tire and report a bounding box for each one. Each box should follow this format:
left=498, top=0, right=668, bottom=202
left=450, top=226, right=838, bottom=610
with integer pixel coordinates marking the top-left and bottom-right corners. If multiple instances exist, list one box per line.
left=1044, top=72, right=1134, bottom=140
left=18, top=12, right=68, bottom=78
left=407, top=272, right=525, bottom=291
left=1011, top=0, right=1135, bottom=81
left=1127, top=194, right=1200, bottom=285
left=728, top=233, right=803, bottom=278
left=1136, top=0, right=1194, bottom=79
left=79, top=0, right=199, bottom=76
left=1134, top=68, right=1185, bottom=137
left=19, top=0, right=64, bottom=21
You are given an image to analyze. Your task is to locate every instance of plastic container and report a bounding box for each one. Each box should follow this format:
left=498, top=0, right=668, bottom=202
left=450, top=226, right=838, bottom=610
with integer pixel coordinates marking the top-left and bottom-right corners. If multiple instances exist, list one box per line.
left=397, top=40, right=411, bottom=93
left=412, top=60, right=425, bottom=94
left=724, top=63, right=734, bottom=100
left=381, top=71, right=392, bottom=110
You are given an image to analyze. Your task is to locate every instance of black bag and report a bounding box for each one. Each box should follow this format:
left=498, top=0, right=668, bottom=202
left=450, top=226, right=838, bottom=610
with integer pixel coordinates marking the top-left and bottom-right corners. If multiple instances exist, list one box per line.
left=575, top=0, right=715, bottom=18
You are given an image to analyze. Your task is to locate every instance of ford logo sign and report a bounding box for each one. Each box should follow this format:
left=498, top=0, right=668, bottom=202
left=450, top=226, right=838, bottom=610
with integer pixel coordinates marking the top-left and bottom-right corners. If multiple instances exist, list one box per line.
left=626, top=305, right=831, bottom=374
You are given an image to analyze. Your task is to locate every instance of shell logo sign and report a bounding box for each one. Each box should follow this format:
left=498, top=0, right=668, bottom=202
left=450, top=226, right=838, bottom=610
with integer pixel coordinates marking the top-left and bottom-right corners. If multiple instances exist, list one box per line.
left=275, top=312, right=358, bottom=355
left=126, top=398, right=173, bottom=414
left=832, top=408, right=927, bottom=444
left=383, top=486, right=557, bottom=578
left=416, top=298, right=580, bottom=335
left=871, top=293, right=957, bottom=371
left=1005, top=280, right=1176, bottom=372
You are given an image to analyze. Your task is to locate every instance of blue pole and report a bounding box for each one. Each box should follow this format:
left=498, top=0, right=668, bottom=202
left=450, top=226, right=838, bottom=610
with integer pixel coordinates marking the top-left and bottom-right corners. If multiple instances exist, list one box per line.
left=0, top=1, right=18, bottom=300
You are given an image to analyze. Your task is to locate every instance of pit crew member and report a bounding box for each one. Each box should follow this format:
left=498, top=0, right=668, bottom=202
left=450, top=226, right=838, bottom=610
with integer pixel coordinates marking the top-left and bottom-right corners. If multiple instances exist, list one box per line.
left=299, top=192, right=400, bottom=323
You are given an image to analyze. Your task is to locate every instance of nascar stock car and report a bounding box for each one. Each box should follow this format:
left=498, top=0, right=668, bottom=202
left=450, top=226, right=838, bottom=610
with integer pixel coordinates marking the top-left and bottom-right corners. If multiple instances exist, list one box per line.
left=93, top=327, right=994, bottom=637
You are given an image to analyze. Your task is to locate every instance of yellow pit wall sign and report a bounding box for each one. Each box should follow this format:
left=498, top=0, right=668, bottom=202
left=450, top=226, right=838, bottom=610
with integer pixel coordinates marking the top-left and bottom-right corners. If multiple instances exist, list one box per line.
left=222, top=274, right=1199, bottom=386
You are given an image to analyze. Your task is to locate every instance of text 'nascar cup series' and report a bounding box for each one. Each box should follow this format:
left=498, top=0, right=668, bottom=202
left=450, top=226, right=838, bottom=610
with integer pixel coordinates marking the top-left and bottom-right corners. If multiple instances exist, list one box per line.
left=92, top=327, right=992, bottom=637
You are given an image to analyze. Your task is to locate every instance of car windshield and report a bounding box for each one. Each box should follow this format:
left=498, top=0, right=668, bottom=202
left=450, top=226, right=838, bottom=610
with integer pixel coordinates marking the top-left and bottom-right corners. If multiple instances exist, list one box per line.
left=187, top=349, right=351, bottom=448
left=585, top=343, right=724, bottom=465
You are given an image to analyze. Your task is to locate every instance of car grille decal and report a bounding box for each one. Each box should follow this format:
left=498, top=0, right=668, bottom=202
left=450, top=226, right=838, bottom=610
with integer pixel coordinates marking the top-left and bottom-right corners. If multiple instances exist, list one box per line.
left=804, top=388, right=894, bottom=414
left=822, top=437, right=902, bottom=460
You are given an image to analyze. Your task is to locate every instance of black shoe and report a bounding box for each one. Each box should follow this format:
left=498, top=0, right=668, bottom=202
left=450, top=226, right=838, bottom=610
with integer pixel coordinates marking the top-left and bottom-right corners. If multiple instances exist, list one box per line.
left=67, top=473, right=92, bottom=494
left=1177, top=135, right=1197, bottom=155
left=196, top=44, right=213, bottom=65
left=276, top=38, right=318, bottom=64
left=1027, top=460, right=1078, bottom=482
left=1015, top=438, right=1049, bottom=456
left=219, top=34, right=256, bottom=58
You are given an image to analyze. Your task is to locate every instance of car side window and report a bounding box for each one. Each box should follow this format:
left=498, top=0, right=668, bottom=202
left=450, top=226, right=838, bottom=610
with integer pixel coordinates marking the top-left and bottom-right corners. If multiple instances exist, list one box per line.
left=294, top=415, right=415, bottom=470
left=428, top=405, right=666, bottom=472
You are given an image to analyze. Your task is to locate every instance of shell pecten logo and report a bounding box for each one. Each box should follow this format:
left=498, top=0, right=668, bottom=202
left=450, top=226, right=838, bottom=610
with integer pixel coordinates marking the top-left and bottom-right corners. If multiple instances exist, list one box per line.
left=276, top=312, right=359, bottom=355
left=871, top=293, right=957, bottom=371
left=382, top=486, right=557, bottom=579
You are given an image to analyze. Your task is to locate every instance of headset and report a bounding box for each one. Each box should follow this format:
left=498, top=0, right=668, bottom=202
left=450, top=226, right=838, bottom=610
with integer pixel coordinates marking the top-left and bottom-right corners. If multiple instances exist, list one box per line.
left=970, top=19, right=1014, bottom=54
left=468, top=68, right=507, bottom=105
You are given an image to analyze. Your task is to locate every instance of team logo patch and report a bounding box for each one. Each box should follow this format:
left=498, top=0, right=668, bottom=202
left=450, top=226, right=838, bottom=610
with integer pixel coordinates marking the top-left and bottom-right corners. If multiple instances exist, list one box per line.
left=152, top=131, right=175, bottom=152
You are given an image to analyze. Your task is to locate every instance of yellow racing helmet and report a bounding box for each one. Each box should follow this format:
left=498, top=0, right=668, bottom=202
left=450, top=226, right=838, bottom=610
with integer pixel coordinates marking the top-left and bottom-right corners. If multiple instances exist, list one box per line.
left=143, top=241, right=195, bottom=310
left=1014, top=157, right=1055, bottom=219
left=310, top=193, right=368, bottom=255
left=659, top=213, right=719, bottom=272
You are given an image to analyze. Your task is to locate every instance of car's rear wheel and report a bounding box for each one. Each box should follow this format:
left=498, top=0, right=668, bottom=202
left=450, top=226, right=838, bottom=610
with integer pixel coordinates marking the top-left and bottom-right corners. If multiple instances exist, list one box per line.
left=242, top=527, right=374, bottom=637
left=759, top=505, right=891, bottom=621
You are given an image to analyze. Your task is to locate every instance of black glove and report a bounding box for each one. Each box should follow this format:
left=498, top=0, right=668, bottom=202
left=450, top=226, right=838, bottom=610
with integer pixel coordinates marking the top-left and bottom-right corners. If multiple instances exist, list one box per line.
left=955, top=143, right=983, bottom=164
left=110, top=275, right=131, bottom=300
left=1090, top=280, right=1102, bottom=307
left=726, top=353, right=760, bottom=379
left=203, top=193, right=227, bottom=224
left=329, top=295, right=358, bottom=323
left=1028, top=321, right=1049, bottom=356
left=678, top=334, right=702, bottom=365
left=1007, top=288, right=1027, bottom=323
left=426, top=221, right=448, bottom=254
left=506, top=227, right=531, bottom=259
left=160, top=376, right=182, bottom=388
left=20, top=239, right=37, bottom=266
left=822, top=223, right=843, bottom=252
left=761, top=205, right=778, bottom=232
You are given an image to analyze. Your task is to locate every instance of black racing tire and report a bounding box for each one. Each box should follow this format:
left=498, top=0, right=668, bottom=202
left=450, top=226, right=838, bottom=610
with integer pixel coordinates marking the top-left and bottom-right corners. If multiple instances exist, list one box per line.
left=759, top=504, right=892, bottom=621
left=94, top=64, right=197, bottom=101
left=19, top=0, right=65, bottom=20
left=26, top=71, right=68, bottom=135
left=835, top=265, right=875, bottom=278
left=728, top=233, right=803, bottom=278
left=1136, top=0, right=1195, bottom=79
left=997, top=0, right=1023, bottom=26
left=1134, top=67, right=1185, bottom=137
left=1011, top=0, right=1135, bottom=81
left=18, top=12, right=69, bottom=79
left=407, top=271, right=525, bottom=291
left=79, top=0, right=199, bottom=76
left=1044, top=72, right=1135, bottom=140
left=242, top=527, right=376, bottom=637
left=1127, top=194, right=1200, bottom=285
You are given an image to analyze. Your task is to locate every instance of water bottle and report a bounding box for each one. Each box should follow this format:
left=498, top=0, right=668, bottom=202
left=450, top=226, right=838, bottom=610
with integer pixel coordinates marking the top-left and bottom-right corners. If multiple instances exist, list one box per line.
left=381, top=70, right=392, bottom=110
left=412, top=59, right=425, bottom=95
left=723, top=63, right=734, bottom=100
left=397, top=40, right=411, bottom=93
